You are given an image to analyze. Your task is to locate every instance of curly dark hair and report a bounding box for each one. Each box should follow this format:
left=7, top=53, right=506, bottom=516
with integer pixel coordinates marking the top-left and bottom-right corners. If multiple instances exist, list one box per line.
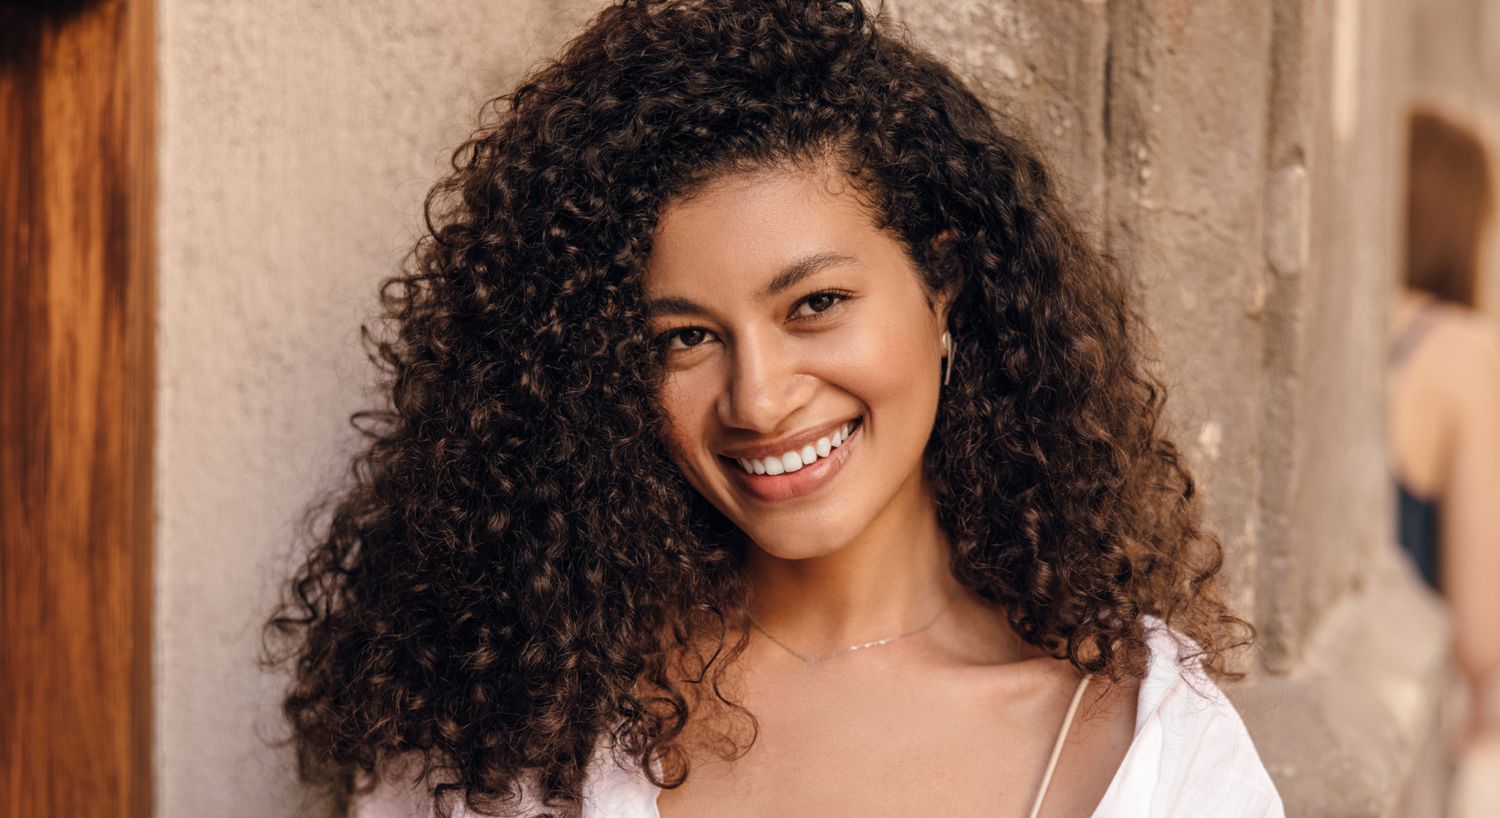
left=263, top=0, right=1253, bottom=814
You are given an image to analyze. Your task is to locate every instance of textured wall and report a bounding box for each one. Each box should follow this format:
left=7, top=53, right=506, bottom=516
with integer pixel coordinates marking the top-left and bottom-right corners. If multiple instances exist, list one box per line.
left=154, top=2, right=595, bottom=815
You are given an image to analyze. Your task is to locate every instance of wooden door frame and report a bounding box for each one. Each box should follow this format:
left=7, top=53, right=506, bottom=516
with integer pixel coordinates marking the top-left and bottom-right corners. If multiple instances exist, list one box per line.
left=1, top=1, right=155, bottom=815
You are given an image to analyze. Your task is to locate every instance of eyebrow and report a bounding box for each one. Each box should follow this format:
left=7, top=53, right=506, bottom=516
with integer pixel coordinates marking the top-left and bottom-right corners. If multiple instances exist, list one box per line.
left=645, top=251, right=858, bottom=317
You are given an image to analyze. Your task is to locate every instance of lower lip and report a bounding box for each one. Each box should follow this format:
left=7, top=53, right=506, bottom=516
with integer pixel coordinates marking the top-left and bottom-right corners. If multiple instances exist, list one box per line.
left=721, top=419, right=862, bottom=503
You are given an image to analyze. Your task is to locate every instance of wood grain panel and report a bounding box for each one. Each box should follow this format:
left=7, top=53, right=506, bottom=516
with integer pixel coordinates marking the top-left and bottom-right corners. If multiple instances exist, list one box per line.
left=1, top=1, right=155, bottom=815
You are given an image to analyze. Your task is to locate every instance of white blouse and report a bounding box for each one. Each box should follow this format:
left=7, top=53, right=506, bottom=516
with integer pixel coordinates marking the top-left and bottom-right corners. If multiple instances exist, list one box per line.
left=354, top=616, right=1285, bottom=817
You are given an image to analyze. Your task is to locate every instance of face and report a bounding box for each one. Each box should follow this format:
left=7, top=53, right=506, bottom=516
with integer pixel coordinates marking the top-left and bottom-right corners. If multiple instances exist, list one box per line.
left=642, top=161, right=953, bottom=561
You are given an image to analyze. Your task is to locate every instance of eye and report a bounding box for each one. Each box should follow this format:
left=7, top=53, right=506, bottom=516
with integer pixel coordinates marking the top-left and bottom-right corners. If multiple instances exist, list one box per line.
left=659, top=326, right=715, bottom=352
left=792, top=289, right=853, bottom=320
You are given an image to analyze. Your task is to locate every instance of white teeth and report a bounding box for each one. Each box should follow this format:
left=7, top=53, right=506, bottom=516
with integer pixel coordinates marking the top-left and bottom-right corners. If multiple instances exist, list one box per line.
left=730, top=418, right=859, bottom=476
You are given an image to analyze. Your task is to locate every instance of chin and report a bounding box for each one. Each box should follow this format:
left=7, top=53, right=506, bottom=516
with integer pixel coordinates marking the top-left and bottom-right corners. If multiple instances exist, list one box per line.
left=750, top=540, right=842, bottom=561
left=733, top=516, right=860, bottom=561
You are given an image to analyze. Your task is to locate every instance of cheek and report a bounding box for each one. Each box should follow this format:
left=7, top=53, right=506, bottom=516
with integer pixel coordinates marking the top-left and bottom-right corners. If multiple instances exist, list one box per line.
left=824, top=312, right=939, bottom=410
left=655, top=373, right=717, bottom=469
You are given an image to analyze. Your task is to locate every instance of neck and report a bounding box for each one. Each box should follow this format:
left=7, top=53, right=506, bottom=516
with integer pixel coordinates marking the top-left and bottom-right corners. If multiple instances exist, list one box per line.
left=740, top=468, right=960, bottom=651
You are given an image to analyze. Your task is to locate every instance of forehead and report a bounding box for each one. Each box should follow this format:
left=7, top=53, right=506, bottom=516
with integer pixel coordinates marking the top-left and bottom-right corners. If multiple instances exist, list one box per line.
left=643, top=163, right=889, bottom=292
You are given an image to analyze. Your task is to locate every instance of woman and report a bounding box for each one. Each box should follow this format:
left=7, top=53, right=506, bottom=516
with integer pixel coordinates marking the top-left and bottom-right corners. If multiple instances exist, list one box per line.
left=1388, top=108, right=1500, bottom=815
left=265, top=1, right=1283, bottom=816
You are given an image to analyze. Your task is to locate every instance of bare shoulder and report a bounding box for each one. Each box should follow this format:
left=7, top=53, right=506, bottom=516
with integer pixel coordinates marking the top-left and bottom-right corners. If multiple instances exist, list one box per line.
left=1416, top=307, right=1500, bottom=387
left=1428, top=305, right=1500, bottom=360
left=1079, top=668, right=1139, bottom=748
left=1398, top=306, right=1500, bottom=420
left=1038, top=664, right=1139, bottom=817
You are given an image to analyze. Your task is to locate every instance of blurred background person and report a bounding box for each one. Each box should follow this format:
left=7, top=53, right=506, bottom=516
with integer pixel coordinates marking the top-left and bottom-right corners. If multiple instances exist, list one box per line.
left=1388, top=107, right=1500, bottom=815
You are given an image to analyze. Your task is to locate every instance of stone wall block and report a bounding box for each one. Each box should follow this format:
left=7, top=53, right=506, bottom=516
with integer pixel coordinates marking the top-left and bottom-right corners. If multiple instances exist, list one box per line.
left=1229, top=546, right=1453, bottom=818
left=1103, top=0, right=1277, bottom=633
left=895, top=0, right=1109, bottom=230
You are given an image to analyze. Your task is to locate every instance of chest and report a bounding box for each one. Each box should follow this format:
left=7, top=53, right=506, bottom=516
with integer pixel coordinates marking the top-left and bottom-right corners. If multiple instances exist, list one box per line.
left=654, top=668, right=1087, bottom=818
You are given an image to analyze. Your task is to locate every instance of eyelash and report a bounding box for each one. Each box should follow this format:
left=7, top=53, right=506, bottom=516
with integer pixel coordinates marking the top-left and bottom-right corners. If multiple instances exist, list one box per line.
left=658, top=288, right=854, bottom=352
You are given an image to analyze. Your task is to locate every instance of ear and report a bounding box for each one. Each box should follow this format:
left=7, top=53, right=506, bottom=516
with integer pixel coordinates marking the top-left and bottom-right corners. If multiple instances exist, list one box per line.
left=934, top=281, right=960, bottom=331
left=928, top=228, right=963, bottom=326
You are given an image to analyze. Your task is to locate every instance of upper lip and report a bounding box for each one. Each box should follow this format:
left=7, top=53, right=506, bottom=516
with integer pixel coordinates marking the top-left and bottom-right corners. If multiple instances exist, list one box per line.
left=718, top=416, right=858, bottom=460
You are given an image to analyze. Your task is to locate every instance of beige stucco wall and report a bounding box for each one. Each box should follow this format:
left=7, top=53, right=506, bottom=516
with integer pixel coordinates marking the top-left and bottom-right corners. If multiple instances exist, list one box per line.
left=154, top=2, right=596, bottom=814
left=155, top=1, right=1461, bottom=816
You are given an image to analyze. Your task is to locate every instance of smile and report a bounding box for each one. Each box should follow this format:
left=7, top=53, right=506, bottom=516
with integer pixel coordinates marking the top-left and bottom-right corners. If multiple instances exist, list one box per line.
left=718, top=416, right=863, bottom=503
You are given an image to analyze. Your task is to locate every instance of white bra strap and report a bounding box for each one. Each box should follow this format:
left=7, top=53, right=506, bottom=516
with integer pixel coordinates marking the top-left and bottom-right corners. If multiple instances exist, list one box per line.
left=1026, top=673, right=1092, bottom=818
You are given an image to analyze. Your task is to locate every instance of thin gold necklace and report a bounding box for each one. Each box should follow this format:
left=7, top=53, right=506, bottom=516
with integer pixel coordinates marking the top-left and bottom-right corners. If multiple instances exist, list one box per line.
left=746, top=587, right=961, bottom=667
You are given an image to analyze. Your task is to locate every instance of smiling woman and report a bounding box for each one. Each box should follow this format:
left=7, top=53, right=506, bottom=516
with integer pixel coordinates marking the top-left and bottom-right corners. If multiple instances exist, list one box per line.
left=263, top=1, right=1282, bottom=816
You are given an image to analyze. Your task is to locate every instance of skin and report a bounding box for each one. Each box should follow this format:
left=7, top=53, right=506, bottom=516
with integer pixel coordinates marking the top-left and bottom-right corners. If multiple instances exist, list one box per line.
left=642, top=160, right=1136, bottom=817
left=1388, top=285, right=1500, bottom=736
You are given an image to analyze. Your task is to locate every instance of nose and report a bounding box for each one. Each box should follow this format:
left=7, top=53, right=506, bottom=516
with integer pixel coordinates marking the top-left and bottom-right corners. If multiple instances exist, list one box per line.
left=718, top=328, right=814, bottom=433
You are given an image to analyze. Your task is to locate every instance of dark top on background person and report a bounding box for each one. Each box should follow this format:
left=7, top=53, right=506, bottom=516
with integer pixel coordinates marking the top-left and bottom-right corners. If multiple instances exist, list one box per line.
left=1389, top=297, right=1444, bottom=588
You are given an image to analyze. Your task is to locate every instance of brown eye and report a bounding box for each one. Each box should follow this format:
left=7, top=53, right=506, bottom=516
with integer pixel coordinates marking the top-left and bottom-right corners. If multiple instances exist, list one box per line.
left=662, top=327, right=712, bottom=351
left=805, top=293, right=838, bottom=312
left=792, top=289, right=852, bottom=320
